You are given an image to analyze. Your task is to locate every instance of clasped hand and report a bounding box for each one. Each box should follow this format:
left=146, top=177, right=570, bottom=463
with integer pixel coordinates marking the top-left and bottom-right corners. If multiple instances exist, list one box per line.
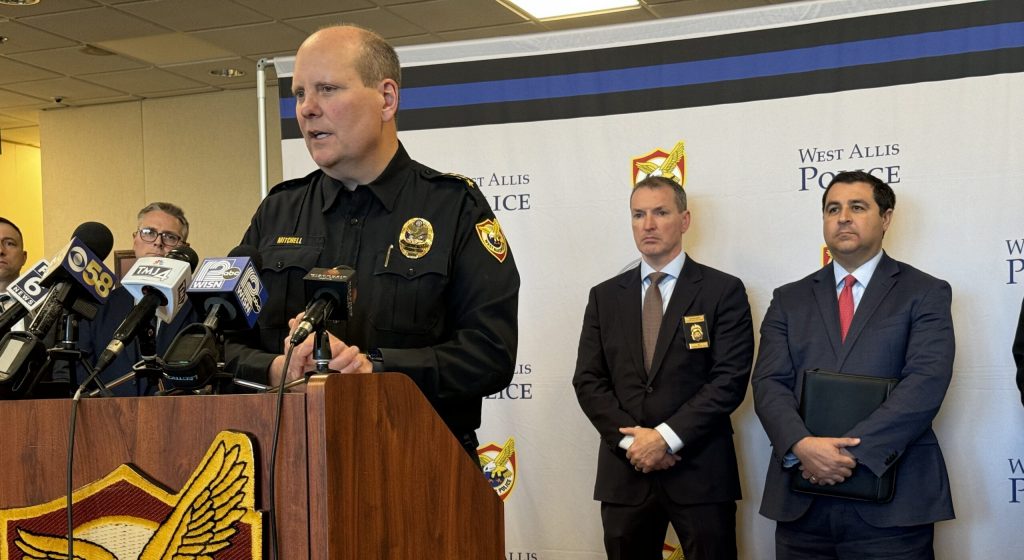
left=268, top=311, right=372, bottom=387
left=792, top=436, right=860, bottom=485
left=620, top=426, right=681, bottom=474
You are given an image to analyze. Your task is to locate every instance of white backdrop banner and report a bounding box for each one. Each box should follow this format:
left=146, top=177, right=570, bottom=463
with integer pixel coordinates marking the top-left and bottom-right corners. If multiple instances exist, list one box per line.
left=273, top=0, right=1024, bottom=558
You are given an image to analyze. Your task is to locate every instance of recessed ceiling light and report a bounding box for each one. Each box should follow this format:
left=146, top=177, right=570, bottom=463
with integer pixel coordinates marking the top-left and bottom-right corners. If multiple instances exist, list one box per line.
left=505, top=0, right=639, bottom=20
left=209, top=68, right=246, bottom=78
left=0, top=0, right=41, bottom=6
left=0, top=36, right=8, bottom=45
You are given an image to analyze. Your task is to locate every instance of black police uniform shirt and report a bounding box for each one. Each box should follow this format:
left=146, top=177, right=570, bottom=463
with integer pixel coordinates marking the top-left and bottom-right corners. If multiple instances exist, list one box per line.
left=227, top=143, right=520, bottom=436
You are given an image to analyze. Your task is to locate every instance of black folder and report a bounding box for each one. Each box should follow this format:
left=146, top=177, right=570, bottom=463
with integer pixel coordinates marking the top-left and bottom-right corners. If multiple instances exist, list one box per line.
left=791, top=369, right=898, bottom=502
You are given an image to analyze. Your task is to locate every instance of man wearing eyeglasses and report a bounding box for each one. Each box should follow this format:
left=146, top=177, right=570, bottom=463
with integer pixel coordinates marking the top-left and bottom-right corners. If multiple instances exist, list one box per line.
left=77, top=202, right=197, bottom=396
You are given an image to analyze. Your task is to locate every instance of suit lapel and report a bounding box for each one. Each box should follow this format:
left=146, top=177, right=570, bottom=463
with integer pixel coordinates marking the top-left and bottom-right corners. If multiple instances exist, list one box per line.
left=617, top=267, right=647, bottom=379
left=648, top=258, right=702, bottom=383
left=811, top=263, right=842, bottom=359
left=837, top=253, right=898, bottom=368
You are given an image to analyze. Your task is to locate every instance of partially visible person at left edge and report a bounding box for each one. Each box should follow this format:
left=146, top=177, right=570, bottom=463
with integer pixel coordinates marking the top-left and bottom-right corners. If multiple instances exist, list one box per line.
left=0, top=216, right=28, bottom=304
left=78, top=202, right=197, bottom=396
left=225, top=25, right=520, bottom=459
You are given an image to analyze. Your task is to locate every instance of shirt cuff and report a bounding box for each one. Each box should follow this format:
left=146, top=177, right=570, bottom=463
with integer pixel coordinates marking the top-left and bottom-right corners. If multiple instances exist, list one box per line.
left=618, top=435, right=635, bottom=450
left=783, top=451, right=800, bottom=468
left=654, top=423, right=684, bottom=454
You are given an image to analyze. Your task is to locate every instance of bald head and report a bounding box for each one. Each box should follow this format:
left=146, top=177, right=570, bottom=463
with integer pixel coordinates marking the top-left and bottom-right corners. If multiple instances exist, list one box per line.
left=299, top=25, right=401, bottom=89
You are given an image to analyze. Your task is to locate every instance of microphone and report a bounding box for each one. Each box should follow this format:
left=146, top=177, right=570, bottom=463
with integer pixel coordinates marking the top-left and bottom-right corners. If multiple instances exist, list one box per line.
left=186, top=245, right=267, bottom=332
left=162, top=246, right=268, bottom=390
left=289, top=266, right=355, bottom=346
left=90, top=246, right=197, bottom=377
left=0, top=223, right=115, bottom=394
left=0, top=259, right=50, bottom=337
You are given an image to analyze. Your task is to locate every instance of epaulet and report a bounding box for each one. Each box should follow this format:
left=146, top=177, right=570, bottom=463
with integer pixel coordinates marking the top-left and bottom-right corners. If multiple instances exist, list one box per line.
left=419, top=167, right=478, bottom=189
left=268, top=169, right=320, bottom=196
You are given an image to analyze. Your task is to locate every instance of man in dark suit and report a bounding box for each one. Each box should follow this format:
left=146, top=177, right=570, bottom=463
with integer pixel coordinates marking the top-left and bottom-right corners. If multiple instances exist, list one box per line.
left=78, top=202, right=196, bottom=396
left=752, top=171, right=955, bottom=559
left=573, top=175, right=754, bottom=560
left=1011, top=298, right=1024, bottom=406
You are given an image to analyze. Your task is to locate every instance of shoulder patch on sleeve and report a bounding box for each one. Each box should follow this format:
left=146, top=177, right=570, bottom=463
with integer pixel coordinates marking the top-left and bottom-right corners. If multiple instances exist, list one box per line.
left=475, top=218, right=509, bottom=263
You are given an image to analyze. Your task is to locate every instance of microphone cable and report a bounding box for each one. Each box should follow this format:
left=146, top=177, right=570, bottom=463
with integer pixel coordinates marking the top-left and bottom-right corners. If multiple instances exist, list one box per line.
left=266, top=343, right=297, bottom=560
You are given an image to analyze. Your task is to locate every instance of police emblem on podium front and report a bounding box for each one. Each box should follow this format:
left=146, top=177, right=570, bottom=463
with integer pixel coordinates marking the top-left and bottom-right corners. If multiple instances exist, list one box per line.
left=0, top=431, right=262, bottom=560
left=477, top=437, right=517, bottom=501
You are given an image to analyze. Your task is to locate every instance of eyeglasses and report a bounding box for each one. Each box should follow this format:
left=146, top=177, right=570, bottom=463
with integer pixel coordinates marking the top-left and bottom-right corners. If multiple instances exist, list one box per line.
left=134, top=227, right=184, bottom=247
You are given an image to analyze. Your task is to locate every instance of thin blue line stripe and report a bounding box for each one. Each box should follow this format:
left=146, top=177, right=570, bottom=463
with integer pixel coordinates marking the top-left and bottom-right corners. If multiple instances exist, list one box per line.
left=279, top=21, right=1024, bottom=117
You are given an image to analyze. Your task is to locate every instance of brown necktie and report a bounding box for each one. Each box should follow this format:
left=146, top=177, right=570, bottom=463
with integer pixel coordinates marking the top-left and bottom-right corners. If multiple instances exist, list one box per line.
left=642, top=272, right=667, bottom=373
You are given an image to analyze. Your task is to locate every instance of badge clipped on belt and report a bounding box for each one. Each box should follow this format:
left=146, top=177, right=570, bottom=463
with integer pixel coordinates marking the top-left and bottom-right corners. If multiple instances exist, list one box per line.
left=683, top=314, right=710, bottom=349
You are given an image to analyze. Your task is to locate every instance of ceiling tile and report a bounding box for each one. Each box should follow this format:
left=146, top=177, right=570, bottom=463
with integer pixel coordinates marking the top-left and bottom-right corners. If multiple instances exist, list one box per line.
left=287, top=8, right=426, bottom=38
left=9, top=45, right=147, bottom=74
left=20, top=6, right=171, bottom=43
left=1, top=125, right=40, bottom=146
left=232, top=0, right=374, bottom=20
left=389, top=0, right=525, bottom=33
left=647, top=0, right=769, bottom=18
left=96, top=33, right=236, bottom=65
left=80, top=67, right=207, bottom=95
left=140, top=85, right=217, bottom=98
left=119, top=0, right=271, bottom=32
left=0, top=21, right=78, bottom=54
left=540, top=6, right=653, bottom=30
left=0, top=107, right=40, bottom=123
left=0, top=87, right=50, bottom=108
left=0, top=113, right=34, bottom=128
left=160, top=57, right=258, bottom=87
left=0, top=0, right=98, bottom=18
left=436, top=21, right=544, bottom=42
left=189, top=22, right=307, bottom=57
left=389, top=34, right=436, bottom=47
left=3, top=76, right=127, bottom=102
left=0, top=57, right=61, bottom=84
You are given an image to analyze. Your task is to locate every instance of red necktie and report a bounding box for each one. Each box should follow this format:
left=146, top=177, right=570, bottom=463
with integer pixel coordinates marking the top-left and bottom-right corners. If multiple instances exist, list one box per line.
left=839, top=274, right=856, bottom=342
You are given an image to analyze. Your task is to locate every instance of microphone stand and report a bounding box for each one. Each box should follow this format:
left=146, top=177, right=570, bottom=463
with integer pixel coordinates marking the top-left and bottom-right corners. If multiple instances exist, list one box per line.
left=19, top=312, right=104, bottom=398
left=244, top=325, right=337, bottom=394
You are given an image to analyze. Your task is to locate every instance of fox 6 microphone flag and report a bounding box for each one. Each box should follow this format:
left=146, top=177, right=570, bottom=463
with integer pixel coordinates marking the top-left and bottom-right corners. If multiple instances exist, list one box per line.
left=188, top=256, right=267, bottom=329
left=121, top=257, right=193, bottom=323
left=5, top=259, right=51, bottom=311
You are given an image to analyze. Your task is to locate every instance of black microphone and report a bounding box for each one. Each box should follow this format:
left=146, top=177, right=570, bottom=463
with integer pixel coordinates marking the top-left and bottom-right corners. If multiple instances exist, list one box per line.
left=289, top=266, right=355, bottom=346
left=162, top=246, right=268, bottom=390
left=90, top=247, right=197, bottom=378
left=0, top=223, right=116, bottom=394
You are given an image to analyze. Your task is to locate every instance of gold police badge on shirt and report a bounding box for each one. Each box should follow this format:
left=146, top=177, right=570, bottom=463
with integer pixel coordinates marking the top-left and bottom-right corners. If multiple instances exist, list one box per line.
left=475, top=219, right=508, bottom=263
left=683, top=314, right=710, bottom=349
left=399, top=217, right=434, bottom=259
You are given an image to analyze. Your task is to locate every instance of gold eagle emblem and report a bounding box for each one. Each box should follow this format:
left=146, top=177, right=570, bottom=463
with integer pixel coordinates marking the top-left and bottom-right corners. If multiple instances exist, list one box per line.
left=9, top=432, right=260, bottom=560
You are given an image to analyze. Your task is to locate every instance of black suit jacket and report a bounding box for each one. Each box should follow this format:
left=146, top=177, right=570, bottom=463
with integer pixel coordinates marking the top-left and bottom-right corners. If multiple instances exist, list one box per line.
left=1012, top=296, right=1024, bottom=406
left=573, top=256, right=754, bottom=505
left=752, top=253, right=955, bottom=526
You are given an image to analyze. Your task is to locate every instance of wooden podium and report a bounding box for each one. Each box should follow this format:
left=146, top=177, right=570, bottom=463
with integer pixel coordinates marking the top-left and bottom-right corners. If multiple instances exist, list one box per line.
left=0, top=373, right=504, bottom=558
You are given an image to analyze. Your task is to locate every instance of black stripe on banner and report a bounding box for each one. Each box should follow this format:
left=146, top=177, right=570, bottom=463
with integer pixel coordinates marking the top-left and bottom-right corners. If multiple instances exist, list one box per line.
left=277, top=0, right=1024, bottom=137
left=403, top=0, right=1023, bottom=86
left=399, top=46, right=1024, bottom=130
